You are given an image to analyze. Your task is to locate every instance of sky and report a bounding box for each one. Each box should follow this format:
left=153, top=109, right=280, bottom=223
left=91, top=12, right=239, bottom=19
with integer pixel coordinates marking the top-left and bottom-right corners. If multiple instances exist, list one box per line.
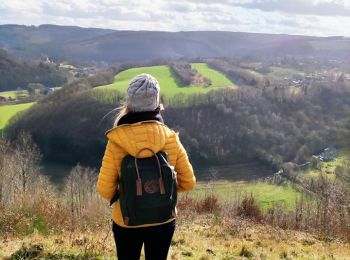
left=1, top=0, right=350, bottom=36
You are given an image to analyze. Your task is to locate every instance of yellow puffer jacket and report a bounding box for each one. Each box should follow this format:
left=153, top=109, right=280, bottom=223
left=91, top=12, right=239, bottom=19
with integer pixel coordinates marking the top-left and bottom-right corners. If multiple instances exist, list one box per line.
left=97, top=120, right=196, bottom=228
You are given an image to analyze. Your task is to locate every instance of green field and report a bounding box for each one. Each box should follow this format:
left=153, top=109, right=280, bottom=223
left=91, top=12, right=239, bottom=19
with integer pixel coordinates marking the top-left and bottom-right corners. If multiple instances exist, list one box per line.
left=0, top=102, right=34, bottom=129
left=0, top=87, right=61, bottom=100
left=0, top=90, right=28, bottom=99
left=95, top=64, right=236, bottom=98
left=267, top=67, right=304, bottom=80
left=191, top=63, right=236, bottom=87
left=188, top=181, right=303, bottom=212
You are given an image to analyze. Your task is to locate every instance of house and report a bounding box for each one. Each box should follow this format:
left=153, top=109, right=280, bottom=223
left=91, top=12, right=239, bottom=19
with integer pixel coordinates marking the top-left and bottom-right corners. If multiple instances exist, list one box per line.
left=316, top=147, right=338, bottom=162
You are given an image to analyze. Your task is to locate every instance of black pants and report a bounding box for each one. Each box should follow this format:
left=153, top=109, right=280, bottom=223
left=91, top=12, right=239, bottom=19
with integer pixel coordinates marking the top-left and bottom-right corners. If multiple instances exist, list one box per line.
left=112, top=220, right=176, bottom=260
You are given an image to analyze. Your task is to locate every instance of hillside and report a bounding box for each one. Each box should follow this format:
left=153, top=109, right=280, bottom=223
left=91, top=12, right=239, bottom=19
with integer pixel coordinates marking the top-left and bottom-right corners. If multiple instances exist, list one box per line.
left=2, top=215, right=350, bottom=259
left=1, top=136, right=349, bottom=258
left=0, top=24, right=113, bottom=59
left=5, top=73, right=350, bottom=178
left=1, top=25, right=350, bottom=64
left=0, top=153, right=349, bottom=259
left=0, top=49, right=67, bottom=91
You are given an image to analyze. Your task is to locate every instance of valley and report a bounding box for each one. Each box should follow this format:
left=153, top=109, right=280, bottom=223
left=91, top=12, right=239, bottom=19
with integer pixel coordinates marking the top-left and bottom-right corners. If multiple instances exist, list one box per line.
left=1, top=24, right=350, bottom=259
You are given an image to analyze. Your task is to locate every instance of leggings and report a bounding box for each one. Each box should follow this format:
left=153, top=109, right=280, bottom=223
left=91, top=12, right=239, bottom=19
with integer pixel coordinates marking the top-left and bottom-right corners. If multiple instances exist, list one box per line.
left=112, top=220, right=176, bottom=260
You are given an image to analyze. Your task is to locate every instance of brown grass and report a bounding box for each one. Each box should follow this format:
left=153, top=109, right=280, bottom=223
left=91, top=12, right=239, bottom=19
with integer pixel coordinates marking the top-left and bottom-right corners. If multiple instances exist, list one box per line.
left=2, top=213, right=350, bottom=259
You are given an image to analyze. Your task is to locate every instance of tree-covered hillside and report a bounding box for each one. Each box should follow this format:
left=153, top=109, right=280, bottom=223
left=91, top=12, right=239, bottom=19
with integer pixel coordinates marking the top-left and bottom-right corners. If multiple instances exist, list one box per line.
left=5, top=67, right=350, bottom=174
left=0, top=49, right=67, bottom=91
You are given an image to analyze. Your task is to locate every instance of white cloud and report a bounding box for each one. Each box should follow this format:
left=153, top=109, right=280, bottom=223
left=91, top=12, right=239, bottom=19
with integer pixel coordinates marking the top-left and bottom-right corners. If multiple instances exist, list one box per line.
left=238, top=0, right=350, bottom=16
left=0, top=0, right=349, bottom=36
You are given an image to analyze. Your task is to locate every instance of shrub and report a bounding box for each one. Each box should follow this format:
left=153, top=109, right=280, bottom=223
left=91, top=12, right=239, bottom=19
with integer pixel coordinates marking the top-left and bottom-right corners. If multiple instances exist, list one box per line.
left=176, top=196, right=196, bottom=211
left=195, top=194, right=222, bottom=214
left=237, top=194, right=263, bottom=222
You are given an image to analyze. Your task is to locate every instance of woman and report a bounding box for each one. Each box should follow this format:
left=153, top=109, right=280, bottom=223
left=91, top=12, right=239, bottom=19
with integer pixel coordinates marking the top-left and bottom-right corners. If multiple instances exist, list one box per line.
left=97, top=73, right=196, bottom=260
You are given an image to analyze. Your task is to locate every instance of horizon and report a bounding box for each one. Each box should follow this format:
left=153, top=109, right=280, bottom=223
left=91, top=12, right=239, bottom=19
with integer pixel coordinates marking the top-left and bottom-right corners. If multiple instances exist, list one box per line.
left=1, top=23, right=348, bottom=38
left=1, top=0, right=350, bottom=37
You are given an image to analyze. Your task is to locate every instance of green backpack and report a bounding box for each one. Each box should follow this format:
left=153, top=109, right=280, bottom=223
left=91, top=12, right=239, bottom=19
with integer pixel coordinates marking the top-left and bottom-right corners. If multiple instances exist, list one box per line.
left=118, top=148, right=177, bottom=226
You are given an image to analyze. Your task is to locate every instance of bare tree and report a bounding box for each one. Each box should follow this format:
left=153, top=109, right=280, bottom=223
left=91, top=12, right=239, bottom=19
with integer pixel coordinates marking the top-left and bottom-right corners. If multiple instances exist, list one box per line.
left=12, top=132, right=42, bottom=194
left=0, top=133, right=42, bottom=206
left=0, top=139, right=11, bottom=204
left=64, top=164, right=97, bottom=218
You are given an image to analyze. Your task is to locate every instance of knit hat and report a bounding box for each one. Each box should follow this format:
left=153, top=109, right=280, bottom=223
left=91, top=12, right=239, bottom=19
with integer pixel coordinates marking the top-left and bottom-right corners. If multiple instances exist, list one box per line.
left=126, top=73, right=160, bottom=112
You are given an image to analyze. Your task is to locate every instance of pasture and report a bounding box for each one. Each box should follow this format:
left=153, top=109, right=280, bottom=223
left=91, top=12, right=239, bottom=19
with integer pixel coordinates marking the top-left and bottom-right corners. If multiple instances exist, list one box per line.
left=0, top=87, right=61, bottom=100
left=95, top=64, right=236, bottom=98
left=0, top=102, right=34, bottom=129
left=267, top=67, right=304, bottom=80
left=0, top=90, right=28, bottom=99
left=189, top=180, right=303, bottom=212
left=191, top=63, right=236, bottom=87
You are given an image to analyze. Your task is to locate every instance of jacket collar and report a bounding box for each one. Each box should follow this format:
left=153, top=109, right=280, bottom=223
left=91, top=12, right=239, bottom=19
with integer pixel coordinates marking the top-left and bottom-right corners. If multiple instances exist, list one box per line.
left=117, top=109, right=164, bottom=126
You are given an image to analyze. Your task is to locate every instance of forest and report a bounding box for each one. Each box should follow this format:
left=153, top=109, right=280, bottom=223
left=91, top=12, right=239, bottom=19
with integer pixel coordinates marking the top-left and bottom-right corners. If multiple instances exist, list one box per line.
left=4, top=63, right=350, bottom=176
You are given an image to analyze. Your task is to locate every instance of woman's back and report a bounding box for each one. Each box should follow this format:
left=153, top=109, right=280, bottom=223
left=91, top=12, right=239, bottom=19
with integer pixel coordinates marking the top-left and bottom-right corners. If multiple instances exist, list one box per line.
left=97, top=121, right=195, bottom=228
left=97, top=73, right=195, bottom=259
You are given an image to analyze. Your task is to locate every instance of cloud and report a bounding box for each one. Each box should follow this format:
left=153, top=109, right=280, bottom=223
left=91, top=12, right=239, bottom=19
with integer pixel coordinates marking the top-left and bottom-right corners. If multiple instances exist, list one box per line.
left=0, top=0, right=349, bottom=36
left=238, top=0, right=350, bottom=17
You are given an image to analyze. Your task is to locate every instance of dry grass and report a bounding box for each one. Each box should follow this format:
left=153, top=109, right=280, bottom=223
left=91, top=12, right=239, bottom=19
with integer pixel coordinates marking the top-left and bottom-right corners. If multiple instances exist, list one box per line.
left=1, top=137, right=350, bottom=259
left=2, top=213, right=350, bottom=259
left=1, top=181, right=350, bottom=259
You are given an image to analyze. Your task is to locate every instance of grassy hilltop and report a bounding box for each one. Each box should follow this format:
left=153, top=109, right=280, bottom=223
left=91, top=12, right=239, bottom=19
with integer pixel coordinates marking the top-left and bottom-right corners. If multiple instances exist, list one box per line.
left=95, top=63, right=236, bottom=97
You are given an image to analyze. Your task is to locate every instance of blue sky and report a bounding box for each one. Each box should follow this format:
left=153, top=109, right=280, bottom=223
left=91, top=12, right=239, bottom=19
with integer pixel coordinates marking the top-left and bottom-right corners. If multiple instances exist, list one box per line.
left=0, top=0, right=350, bottom=36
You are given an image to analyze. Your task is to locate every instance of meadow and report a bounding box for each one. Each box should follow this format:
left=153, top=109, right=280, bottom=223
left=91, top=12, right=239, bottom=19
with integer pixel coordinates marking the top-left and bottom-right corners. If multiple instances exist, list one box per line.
left=0, top=87, right=61, bottom=99
left=267, top=67, right=304, bottom=80
left=0, top=90, right=28, bottom=99
left=95, top=64, right=236, bottom=97
left=191, top=181, right=303, bottom=212
left=0, top=87, right=62, bottom=131
left=191, top=63, right=236, bottom=87
left=0, top=102, right=34, bottom=129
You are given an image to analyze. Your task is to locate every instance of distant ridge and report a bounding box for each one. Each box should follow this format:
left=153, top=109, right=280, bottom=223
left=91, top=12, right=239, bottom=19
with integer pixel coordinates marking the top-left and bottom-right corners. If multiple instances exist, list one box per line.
left=0, top=24, right=349, bottom=64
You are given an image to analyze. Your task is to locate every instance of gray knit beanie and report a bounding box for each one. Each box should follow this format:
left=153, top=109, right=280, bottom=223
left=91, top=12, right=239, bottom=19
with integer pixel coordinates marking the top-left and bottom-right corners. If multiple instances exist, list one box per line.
left=126, top=73, right=160, bottom=112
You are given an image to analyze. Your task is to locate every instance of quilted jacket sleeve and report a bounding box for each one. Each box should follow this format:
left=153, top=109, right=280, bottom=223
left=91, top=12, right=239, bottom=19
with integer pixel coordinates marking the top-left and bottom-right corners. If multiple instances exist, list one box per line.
left=97, top=140, right=120, bottom=200
left=174, top=134, right=196, bottom=192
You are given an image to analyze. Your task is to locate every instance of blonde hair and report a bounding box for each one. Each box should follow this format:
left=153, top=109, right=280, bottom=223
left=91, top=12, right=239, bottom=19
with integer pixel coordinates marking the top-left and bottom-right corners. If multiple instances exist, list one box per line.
left=113, top=102, right=129, bottom=127
left=109, top=102, right=164, bottom=127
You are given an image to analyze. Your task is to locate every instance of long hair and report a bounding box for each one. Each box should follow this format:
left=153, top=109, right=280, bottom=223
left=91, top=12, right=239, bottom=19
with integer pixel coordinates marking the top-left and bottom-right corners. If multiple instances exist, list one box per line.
left=113, top=102, right=129, bottom=127
left=102, top=101, right=129, bottom=128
